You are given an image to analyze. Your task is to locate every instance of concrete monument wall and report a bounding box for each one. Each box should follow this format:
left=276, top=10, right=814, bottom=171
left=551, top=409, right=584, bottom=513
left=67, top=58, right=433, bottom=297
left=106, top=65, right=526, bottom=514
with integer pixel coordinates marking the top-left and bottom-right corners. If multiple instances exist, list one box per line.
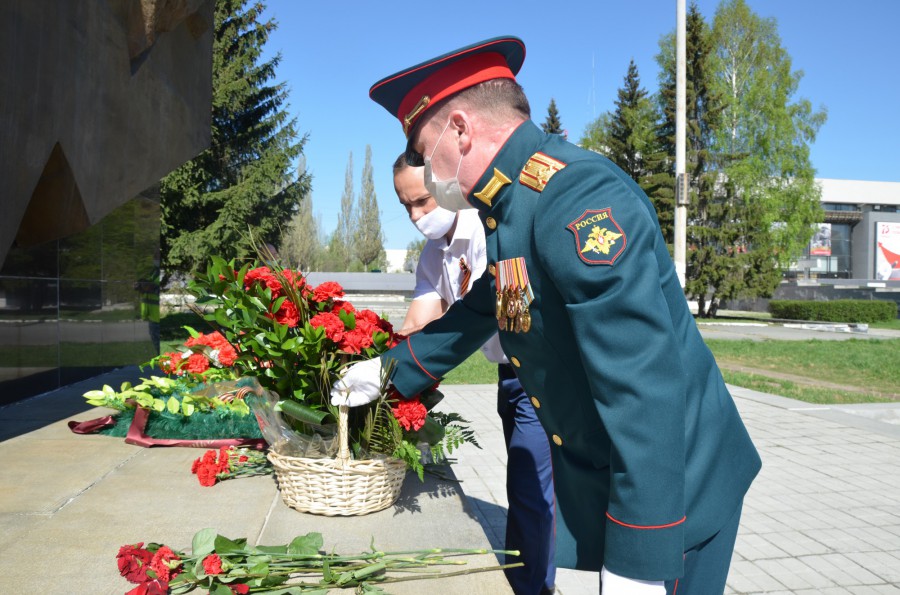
left=0, top=0, right=215, bottom=402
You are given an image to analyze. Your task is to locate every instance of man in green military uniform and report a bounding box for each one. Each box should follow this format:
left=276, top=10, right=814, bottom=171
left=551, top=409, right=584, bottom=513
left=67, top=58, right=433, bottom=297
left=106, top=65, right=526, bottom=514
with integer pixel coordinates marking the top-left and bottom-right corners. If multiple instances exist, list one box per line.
left=332, top=36, right=761, bottom=594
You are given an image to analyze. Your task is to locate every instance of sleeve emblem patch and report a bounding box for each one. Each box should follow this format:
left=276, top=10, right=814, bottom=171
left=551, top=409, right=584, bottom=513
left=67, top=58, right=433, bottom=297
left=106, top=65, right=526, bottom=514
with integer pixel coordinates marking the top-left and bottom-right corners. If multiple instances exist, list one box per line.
left=566, top=208, right=626, bottom=265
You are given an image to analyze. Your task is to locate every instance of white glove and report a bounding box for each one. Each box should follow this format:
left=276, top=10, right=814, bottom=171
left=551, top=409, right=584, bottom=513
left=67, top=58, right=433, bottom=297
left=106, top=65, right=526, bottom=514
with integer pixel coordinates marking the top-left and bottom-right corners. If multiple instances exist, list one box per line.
left=330, top=358, right=383, bottom=407
left=601, top=566, right=665, bottom=595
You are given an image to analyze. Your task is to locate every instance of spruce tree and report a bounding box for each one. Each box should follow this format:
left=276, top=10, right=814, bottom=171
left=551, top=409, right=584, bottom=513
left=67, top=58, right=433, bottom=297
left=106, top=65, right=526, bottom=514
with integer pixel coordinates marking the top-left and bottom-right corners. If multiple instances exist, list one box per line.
left=580, top=61, right=659, bottom=193
left=653, top=3, right=722, bottom=251
left=355, top=146, right=385, bottom=271
left=160, top=0, right=310, bottom=278
left=541, top=99, right=564, bottom=135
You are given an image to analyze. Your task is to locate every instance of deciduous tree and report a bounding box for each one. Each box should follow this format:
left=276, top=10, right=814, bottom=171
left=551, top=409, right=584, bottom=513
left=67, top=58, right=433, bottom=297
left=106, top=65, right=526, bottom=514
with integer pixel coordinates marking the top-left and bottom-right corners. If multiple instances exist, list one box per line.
left=355, top=146, right=385, bottom=271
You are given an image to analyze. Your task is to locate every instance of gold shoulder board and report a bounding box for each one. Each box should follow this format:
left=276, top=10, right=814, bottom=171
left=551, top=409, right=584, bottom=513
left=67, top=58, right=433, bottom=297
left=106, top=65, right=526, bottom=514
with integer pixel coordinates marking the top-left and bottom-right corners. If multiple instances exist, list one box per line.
left=519, top=152, right=566, bottom=193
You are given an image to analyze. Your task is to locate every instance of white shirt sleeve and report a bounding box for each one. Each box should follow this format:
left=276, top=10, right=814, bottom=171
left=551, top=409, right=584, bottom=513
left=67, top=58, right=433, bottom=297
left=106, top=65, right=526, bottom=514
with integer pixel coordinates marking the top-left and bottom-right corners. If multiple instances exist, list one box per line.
left=412, top=241, right=443, bottom=301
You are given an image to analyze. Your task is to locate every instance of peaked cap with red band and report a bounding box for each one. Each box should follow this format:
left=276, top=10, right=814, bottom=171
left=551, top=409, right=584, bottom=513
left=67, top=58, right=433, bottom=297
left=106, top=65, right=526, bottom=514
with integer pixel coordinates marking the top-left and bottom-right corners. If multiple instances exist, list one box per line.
left=369, top=36, right=526, bottom=137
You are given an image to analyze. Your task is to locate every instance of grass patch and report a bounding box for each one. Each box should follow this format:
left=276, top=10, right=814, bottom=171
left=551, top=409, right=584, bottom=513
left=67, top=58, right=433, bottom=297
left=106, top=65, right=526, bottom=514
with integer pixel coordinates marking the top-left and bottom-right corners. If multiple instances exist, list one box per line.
left=705, top=338, right=899, bottom=396
left=442, top=350, right=498, bottom=385
left=721, top=370, right=893, bottom=404
left=868, top=318, right=900, bottom=331
left=161, top=311, right=208, bottom=340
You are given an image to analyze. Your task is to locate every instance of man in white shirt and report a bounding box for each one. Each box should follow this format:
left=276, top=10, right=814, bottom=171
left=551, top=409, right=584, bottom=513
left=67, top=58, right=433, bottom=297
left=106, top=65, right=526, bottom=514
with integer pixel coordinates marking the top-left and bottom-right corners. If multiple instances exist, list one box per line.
left=394, top=154, right=556, bottom=595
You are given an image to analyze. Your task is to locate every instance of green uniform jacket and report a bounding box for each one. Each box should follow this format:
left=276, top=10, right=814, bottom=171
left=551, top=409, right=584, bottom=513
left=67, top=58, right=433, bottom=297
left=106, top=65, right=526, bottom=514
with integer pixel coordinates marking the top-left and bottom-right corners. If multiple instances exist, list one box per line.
left=384, top=121, right=761, bottom=581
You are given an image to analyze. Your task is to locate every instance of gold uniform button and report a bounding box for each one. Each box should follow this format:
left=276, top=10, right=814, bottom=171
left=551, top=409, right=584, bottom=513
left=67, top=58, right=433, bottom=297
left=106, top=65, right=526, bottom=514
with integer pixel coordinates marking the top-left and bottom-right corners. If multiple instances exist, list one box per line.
left=486, top=216, right=497, bottom=230
left=488, top=263, right=496, bottom=276
left=530, top=396, right=541, bottom=409
left=510, top=356, right=521, bottom=367
left=552, top=434, right=563, bottom=446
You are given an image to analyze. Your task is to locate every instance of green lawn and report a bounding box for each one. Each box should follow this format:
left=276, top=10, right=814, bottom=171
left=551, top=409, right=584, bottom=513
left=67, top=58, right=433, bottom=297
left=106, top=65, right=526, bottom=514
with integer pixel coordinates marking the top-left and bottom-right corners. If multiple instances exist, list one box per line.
left=705, top=338, right=898, bottom=396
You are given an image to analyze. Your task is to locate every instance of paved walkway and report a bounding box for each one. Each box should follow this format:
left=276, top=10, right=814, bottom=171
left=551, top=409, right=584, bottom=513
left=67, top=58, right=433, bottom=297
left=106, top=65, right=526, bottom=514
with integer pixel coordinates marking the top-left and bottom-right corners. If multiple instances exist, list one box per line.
left=3, top=321, right=900, bottom=593
left=441, top=382, right=900, bottom=594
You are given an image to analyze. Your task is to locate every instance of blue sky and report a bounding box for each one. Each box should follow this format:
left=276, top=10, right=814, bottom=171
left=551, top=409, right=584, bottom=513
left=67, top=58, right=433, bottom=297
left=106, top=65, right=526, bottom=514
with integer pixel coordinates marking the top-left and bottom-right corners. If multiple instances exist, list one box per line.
left=258, top=0, right=900, bottom=250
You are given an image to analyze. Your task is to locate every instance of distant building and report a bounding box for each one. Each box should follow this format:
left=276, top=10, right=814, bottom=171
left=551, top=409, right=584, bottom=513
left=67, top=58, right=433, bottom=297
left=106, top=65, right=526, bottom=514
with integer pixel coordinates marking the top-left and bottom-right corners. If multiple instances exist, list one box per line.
left=384, top=249, right=409, bottom=273
left=795, top=179, right=900, bottom=280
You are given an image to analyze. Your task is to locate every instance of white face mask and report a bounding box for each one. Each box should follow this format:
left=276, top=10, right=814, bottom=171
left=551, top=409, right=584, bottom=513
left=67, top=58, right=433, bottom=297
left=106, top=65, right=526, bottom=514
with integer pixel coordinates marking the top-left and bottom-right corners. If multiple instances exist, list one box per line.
left=413, top=206, right=457, bottom=240
left=424, top=120, right=469, bottom=212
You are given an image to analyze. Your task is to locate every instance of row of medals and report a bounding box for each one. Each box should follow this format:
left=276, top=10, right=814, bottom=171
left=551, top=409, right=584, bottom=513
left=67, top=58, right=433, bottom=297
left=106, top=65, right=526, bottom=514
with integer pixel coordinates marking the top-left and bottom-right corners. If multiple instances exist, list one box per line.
left=496, top=287, right=531, bottom=333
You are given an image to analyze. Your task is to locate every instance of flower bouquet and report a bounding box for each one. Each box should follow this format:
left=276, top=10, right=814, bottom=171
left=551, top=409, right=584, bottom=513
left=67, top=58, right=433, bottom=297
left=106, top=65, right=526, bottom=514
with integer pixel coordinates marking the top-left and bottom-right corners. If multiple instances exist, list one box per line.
left=115, top=528, right=520, bottom=594
left=73, top=331, right=266, bottom=448
left=187, top=254, right=478, bottom=514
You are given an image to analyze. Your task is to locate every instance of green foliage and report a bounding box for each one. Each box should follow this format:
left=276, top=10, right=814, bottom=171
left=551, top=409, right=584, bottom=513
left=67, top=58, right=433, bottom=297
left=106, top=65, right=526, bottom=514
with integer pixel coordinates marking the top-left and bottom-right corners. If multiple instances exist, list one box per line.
left=355, top=146, right=385, bottom=270
left=403, top=238, right=426, bottom=273
left=581, top=61, right=660, bottom=188
left=160, top=0, right=311, bottom=279
left=649, top=0, right=826, bottom=316
left=279, top=157, right=323, bottom=272
left=82, top=373, right=250, bottom=419
left=768, top=299, right=898, bottom=323
left=334, top=152, right=357, bottom=270
left=541, top=98, right=564, bottom=134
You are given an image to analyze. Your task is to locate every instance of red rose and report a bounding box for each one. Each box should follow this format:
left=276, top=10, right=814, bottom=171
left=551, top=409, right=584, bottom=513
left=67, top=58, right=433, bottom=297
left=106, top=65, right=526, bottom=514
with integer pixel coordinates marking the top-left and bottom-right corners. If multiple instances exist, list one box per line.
left=230, top=584, right=250, bottom=595
left=272, top=299, right=300, bottom=327
left=238, top=455, right=249, bottom=463
left=125, top=579, right=169, bottom=595
left=309, top=312, right=345, bottom=343
left=391, top=397, right=428, bottom=432
left=202, top=553, right=224, bottom=575
left=149, top=546, right=181, bottom=582
left=117, top=542, right=153, bottom=584
left=311, top=281, right=344, bottom=302
left=184, top=353, right=210, bottom=374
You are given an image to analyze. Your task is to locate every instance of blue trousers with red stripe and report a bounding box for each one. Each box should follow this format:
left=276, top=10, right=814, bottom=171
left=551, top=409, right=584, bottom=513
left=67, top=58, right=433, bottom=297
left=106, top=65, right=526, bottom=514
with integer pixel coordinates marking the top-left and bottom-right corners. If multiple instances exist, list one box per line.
left=498, top=364, right=557, bottom=595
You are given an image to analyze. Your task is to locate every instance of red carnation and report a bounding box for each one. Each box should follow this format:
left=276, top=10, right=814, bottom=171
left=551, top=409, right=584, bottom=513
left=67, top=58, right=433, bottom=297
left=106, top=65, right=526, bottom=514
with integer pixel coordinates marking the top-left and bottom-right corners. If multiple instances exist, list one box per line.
left=117, top=542, right=153, bottom=584
left=244, top=266, right=283, bottom=296
left=158, top=352, right=183, bottom=375
left=195, top=462, right=219, bottom=487
left=216, top=343, right=238, bottom=367
left=125, top=578, right=169, bottom=595
left=309, top=312, right=345, bottom=342
left=391, top=397, right=428, bottom=432
left=184, top=353, right=210, bottom=374
left=272, top=299, right=300, bottom=327
left=339, top=327, right=374, bottom=354
left=202, top=553, right=224, bottom=575
left=311, top=281, right=344, bottom=302
left=332, top=300, right=355, bottom=314
left=149, top=545, right=181, bottom=582
left=217, top=447, right=231, bottom=473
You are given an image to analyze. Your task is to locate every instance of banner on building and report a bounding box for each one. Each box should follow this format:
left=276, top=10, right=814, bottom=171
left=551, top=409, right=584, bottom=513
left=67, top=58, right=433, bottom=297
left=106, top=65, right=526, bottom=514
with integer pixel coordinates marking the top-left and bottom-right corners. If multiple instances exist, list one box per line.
left=809, top=223, right=832, bottom=256
left=875, top=222, right=900, bottom=281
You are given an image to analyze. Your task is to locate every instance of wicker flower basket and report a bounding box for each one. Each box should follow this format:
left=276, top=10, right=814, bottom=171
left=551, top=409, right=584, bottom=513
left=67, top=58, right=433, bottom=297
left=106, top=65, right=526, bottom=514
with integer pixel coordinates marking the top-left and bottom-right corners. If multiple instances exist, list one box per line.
left=268, top=405, right=408, bottom=516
